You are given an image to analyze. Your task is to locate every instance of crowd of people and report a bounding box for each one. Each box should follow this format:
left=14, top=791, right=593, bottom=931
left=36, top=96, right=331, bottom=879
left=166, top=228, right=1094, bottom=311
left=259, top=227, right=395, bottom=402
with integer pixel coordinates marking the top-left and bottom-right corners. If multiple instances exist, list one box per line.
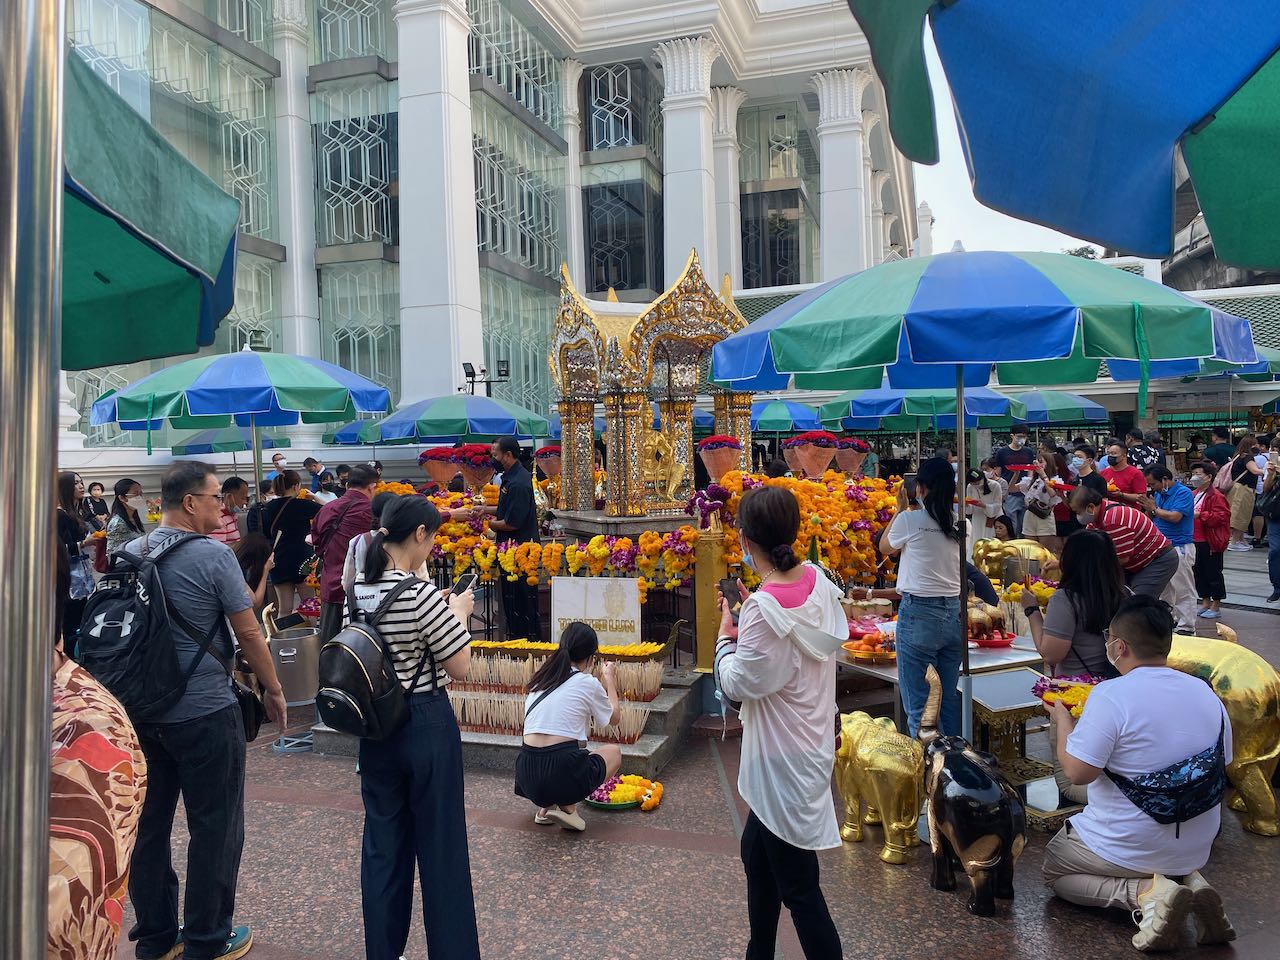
left=47, top=424, right=1277, bottom=960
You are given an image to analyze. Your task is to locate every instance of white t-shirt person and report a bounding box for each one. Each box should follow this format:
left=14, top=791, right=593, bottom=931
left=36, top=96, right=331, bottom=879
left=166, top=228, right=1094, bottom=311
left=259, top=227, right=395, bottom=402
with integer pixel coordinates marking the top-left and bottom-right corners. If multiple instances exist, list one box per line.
left=523, top=670, right=613, bottom=742
left=1066, top=666, right=1232, bottom=876
left=884, top=508, right=963, bottom=596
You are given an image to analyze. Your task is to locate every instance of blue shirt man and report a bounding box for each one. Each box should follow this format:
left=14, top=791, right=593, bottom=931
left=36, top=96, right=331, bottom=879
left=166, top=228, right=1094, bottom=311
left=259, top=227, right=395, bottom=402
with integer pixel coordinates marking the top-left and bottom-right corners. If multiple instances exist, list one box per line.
left=1151, top=477, right=1194, bottom=546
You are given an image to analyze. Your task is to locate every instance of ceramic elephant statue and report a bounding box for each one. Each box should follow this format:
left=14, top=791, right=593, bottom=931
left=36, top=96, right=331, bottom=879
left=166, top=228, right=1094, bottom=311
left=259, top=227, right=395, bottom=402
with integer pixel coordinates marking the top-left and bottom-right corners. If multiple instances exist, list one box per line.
left=834, top=711, right=924, bottom=864
left=919, top=665, right=1027, bottom=916
left=1168, top=631, right=1280, bottom=837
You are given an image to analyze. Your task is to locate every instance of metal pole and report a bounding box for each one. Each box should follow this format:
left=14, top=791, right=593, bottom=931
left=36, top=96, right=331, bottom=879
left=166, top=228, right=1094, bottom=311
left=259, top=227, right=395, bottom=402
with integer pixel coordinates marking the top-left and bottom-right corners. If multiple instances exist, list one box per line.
left=252, top=414, right=264, bottom=498
left=956, top=368, right=973, bottom=743
left=1, top=2, right=63, bottom=956
left=914, top=426, right=921, bottom=471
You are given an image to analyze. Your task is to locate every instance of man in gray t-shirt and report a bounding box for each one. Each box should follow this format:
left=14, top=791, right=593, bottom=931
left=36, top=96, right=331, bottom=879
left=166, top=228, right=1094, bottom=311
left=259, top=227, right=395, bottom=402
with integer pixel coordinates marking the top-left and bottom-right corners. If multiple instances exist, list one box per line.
left=123, top=462, right=286, bottom=960
left=125, top=527, right=253, bottom=723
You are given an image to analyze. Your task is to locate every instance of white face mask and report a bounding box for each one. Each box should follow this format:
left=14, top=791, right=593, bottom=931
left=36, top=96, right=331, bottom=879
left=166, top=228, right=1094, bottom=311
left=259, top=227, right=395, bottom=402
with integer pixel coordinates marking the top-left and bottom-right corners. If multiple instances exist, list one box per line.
left=1010, top=437, right=1025, bottom=449
left=1105, top=638, right=1122, bottom=669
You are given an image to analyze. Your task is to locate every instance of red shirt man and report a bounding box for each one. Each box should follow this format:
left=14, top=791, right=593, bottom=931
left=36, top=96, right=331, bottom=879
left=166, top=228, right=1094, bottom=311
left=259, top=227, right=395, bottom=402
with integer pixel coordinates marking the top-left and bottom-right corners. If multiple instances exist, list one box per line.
left=1088, top=501, right=1170, bottom=572
left=210, top=477, right=249, bottom=546
left=312, top=465, right=378, bottom=639
left=1100, top=443, right=1147, bottom=501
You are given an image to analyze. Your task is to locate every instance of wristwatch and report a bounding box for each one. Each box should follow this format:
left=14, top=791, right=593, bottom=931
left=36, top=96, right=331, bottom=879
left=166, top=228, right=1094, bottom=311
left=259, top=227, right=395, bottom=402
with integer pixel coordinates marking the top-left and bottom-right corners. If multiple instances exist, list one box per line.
left=1024, top=605, right=1041, bottom=619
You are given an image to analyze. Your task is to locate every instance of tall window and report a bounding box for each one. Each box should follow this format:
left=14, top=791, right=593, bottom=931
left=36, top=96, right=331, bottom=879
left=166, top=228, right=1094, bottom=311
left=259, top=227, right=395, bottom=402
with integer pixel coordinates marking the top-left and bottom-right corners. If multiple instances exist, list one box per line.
left=585, top=63, right=662, bottom=153
left=312, top=77, right=399, bottom=246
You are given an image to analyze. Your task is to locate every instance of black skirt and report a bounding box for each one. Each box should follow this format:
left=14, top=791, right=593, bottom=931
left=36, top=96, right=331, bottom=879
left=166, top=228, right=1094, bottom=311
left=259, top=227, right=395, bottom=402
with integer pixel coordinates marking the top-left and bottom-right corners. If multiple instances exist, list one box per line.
left=514, top=741, right=607, bottom=808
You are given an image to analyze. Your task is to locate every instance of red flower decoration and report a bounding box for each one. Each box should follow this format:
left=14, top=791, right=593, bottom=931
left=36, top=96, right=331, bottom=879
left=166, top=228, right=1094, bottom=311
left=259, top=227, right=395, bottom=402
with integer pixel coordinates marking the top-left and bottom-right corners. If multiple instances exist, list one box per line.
left=783, top=430, right=838, bottom=449
left=535, top=445, right=562, bottom=458
left=697, top=435, right=742, bottom=452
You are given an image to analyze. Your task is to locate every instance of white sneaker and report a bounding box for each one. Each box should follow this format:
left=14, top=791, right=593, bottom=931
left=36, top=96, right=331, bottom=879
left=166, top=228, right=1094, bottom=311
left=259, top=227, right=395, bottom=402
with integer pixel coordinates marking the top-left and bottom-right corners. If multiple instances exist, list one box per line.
left=544, top=806, right=587, bottom=832
left=1226, top=542, right=1251, bottom=552
left=1184, top=871, right=1235, bottom=946
left=1132, top=874, right=1192, bottom=952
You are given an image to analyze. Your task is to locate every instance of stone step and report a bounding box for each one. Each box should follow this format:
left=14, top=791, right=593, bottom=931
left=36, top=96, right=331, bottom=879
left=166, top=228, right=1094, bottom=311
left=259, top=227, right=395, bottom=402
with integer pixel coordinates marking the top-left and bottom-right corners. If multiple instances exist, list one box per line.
left=313, top=671, right=706, bottom=780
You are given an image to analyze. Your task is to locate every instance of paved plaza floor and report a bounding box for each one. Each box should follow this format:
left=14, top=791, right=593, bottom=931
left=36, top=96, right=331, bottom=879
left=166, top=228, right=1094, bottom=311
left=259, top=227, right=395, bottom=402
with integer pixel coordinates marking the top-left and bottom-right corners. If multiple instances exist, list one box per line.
left=114, top=600, right=1279, bottom=960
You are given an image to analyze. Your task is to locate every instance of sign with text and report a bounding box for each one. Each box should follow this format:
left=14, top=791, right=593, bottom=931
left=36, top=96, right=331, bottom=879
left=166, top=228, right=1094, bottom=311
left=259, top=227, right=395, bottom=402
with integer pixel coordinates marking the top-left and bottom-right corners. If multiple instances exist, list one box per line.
left=550, top=577, right=641, bottom=646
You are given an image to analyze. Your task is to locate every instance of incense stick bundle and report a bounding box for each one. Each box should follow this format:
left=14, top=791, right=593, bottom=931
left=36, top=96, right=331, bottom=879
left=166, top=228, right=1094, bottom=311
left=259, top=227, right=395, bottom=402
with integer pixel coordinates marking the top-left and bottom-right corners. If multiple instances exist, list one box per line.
left=467, top=648, right=665, bottom=701
left=447, top=689, right=650, bottom=743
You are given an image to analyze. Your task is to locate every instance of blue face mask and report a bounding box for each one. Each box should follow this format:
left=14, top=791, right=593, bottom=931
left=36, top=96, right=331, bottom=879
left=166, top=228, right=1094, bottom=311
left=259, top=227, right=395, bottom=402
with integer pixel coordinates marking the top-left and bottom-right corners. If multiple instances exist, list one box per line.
left=1070, top=456, right=1085, bottom=471
left=741, top=547, right=755, bottom=571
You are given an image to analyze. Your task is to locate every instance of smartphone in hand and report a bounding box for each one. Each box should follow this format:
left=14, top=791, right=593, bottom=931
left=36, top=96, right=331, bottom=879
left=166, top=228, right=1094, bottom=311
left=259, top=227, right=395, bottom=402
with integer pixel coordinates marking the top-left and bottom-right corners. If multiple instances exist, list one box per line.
left=453, top=571, right=479, bottom=595
left=719, top=577, right=743, bottom=624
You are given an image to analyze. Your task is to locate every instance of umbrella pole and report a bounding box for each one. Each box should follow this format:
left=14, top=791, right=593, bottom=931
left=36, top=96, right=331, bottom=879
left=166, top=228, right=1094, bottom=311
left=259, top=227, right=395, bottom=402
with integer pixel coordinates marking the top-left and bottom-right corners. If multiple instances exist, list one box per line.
left=956, top=369, right=973, bottom=743
left=252, top=415, right=264, bottom=501
left=915, top=427, right=921, bottom=471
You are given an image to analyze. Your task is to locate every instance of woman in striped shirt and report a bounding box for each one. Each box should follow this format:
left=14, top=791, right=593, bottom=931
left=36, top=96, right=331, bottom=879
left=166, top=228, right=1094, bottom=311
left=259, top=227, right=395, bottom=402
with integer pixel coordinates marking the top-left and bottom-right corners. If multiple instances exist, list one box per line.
left=347, top=495, right=479, bottom=960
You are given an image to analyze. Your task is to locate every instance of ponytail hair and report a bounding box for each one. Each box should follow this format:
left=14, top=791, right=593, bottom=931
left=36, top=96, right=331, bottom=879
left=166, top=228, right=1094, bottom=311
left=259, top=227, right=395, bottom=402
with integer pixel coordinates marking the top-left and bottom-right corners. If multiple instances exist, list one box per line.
left=271, top=469, right=302, bottom=498
left=529, top=622, right=599, bottom=693
left=916, top=457, right=964, bottom=543
left=362, top=495, right=441, bottom=582
left=737, top=485, right=801, bottom=572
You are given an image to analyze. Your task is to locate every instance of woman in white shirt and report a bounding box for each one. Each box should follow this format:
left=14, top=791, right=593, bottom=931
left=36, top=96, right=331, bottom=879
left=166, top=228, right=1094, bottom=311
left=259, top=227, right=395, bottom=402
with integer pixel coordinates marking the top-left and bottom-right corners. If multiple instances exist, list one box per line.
left=1017, top=454, right=1064, bottom=551
left=881, top=456, right=966, bottom=737
left=966, top=463, right=1006, bottom=553
left=514, top=622, right=621, bottom=832
left=347, top=495, right=479, bottom=960
left=713, top=485, right=847, bottom=960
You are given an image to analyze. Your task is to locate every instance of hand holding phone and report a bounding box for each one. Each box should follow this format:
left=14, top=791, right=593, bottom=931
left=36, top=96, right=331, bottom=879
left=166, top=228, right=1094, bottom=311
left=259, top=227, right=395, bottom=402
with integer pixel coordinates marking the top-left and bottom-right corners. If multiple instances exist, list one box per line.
left=719, top=577, right=744, bottom=624
left=453, top=571, right=479, bottom=596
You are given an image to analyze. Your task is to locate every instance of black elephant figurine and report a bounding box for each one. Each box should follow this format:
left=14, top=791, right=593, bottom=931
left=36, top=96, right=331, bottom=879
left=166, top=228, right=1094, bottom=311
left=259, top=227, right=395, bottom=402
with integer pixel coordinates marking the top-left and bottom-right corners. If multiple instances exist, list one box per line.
left=918, top=665, right=1027, bottom=916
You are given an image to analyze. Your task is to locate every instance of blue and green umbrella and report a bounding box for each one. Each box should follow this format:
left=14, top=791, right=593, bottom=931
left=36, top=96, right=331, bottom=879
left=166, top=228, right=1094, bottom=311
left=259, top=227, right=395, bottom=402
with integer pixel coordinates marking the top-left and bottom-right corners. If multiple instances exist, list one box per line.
left=171, top=426, right=290, bottom=456
left=358, top=394, right=549, bottom=444
left=845, top=1, right=1280, bottom=267
left=1010, top=390, right=1108, bottom=425
left=546, top=413, right=607, bottom=440
left=712, top=250, right=1257, bottom=416
left=751, top=399, right=821, bottom=433
left=820, top=384, right=1025, bottom=425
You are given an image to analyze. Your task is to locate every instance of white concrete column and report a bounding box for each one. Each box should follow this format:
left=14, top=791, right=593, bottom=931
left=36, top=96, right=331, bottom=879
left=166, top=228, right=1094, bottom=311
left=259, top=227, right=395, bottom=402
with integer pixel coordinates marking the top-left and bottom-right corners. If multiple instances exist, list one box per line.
left=916, top=200, right=934, bottom=257
left=870, top=169, right=889, bottom=265
left=560, top=59, right=586, bottom=286
left=58, top=372, right=87, bottom=453
left=272, top=0, right=320, bottom=360
left=861, top=109, right=880, bottom=271
left=809, top=67, right=872, bottom=279
left=654, top=36, right=721, bottom=285
left=883, top=212, right=900, bottom=257
left=395, top=0, right=484, bottom=402
left=710, top=86, right=747, bottom=287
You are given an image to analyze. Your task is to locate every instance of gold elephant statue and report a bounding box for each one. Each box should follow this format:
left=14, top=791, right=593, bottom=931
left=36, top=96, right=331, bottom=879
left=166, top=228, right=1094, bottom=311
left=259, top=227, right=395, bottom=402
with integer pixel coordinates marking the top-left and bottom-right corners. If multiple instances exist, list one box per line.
left=1169, top=631, right=1280, bottom=837
left=972, top=538, right=1060, bottom=583
left=834, top=711, right=924, bottom=864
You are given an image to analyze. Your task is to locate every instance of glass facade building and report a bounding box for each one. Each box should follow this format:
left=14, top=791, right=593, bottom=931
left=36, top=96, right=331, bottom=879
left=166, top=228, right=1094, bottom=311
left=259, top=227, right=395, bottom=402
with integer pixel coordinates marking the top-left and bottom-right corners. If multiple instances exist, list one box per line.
left=62, top=0, right=914, bottom=447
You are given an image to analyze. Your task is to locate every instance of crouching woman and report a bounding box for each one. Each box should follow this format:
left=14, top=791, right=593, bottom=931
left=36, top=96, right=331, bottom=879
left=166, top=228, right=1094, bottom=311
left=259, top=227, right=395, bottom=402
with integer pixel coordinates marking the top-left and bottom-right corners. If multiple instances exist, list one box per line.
left=515, top=622, right=622, bottom=832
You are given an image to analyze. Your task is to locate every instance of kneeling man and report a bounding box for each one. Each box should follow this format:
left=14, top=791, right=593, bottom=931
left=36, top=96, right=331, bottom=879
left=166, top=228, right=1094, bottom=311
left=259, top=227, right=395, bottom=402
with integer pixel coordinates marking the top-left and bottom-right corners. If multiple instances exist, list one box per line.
left=1043, top=594, right=1234, bottom=952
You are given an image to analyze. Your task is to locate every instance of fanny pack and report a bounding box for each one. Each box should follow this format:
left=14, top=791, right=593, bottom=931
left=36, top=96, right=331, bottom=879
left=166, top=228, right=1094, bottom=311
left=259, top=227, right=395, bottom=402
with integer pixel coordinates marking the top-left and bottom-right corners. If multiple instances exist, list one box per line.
left=1105, top=716, right=1227, bottom=838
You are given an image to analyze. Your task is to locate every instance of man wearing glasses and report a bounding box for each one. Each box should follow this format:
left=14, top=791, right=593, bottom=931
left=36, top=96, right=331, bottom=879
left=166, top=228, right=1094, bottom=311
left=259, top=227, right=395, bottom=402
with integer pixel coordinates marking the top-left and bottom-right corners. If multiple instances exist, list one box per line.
left=123, top=461, right=287, bottom=960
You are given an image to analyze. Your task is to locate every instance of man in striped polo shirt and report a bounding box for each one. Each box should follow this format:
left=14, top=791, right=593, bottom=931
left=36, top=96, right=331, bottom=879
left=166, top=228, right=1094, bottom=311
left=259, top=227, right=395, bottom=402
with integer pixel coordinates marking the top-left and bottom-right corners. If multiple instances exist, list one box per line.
left=1069, top=486, right=1177, bottom=597
left=211, top=476, right=248, bottom=546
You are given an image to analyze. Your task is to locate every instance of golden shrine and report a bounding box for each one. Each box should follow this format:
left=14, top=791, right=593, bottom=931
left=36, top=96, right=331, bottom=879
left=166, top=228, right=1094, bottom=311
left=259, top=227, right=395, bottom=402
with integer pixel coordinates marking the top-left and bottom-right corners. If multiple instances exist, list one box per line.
left=549, top=249, right=754, bottom=520
left=548, top=249, right=753, bottom=667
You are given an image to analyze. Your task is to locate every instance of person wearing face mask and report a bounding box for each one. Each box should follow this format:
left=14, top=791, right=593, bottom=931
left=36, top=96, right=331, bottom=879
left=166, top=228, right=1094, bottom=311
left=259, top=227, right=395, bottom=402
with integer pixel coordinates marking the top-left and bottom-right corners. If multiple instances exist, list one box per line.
left=105, top=477, right=145, bottom=556
left=1043, top=596, right=1235, bottom=952
left=1139, top=466, right=1197, bottom=633
left=993, top=427, right=1036, bottom=536
left=965, top=462, right=1006, bottom=546
left=1189, top=461, right=1230, bottom=619
left=1070, top=444, right=1109, bottom=500
left=714, top=485, right=847, bottom=960
left=311, top=470, right=339, bottom=504
left=474, top=436, right=541, bottom=642
left=1100, top=442, right=1148, bottom=503
left=1069, top=486, right=1176, bottom=597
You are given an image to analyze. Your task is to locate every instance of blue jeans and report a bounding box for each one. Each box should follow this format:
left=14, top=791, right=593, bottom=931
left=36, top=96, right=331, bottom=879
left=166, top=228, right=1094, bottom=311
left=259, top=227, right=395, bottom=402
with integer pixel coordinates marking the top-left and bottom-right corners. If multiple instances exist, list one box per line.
left=896, top=593, right=964, bottom=738
left=1268, top=519, right=1280, bottom=593
left=358, top=690, right=480, bottom=960
left=1005, top=493, right=1027, bottom=538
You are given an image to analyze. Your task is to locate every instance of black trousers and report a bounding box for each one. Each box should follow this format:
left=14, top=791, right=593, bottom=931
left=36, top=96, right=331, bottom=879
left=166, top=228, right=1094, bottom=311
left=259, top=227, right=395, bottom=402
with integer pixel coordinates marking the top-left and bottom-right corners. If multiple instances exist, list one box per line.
left=1194, top=541, right=1227, bottom=601
left=359, top=691, right=480, bottom=960
left=128, top=704, right=246, bottom=960
left=501, top=576, right=540, bottom=642
left=741, top=811, right=842, bottom=960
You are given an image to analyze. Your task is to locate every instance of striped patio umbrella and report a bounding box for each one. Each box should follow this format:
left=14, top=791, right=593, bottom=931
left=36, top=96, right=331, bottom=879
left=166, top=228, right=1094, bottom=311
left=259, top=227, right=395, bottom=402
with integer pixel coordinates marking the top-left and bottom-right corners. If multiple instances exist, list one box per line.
left=1010, top=390, right=1108, bottom=424
left=359, top=394, right=548, bottom=444
left=751, top=399, right=822, bottom=433
left=171, top=426, right=291, bottom=456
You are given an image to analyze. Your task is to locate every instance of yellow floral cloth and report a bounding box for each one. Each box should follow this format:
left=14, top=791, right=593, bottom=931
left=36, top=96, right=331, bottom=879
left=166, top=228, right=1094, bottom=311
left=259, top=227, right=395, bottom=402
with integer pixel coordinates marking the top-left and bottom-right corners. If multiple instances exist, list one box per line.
left=48, top=659, right=147, bottom=960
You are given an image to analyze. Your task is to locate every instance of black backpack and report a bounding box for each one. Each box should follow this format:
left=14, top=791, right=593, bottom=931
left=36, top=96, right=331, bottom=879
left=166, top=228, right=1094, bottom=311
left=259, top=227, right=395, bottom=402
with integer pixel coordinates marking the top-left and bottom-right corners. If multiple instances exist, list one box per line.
left=316, top=576, right=436, bottom=740
left=77, top=533, right=226, bottom=723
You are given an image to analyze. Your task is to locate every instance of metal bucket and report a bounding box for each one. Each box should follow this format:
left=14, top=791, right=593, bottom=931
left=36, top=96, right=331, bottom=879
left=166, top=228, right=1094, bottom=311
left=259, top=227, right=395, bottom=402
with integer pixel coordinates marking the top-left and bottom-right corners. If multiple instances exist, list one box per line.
left=270, top=626, right=321, bottom=707
left=1001, top=555, right=1043, bottom=584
